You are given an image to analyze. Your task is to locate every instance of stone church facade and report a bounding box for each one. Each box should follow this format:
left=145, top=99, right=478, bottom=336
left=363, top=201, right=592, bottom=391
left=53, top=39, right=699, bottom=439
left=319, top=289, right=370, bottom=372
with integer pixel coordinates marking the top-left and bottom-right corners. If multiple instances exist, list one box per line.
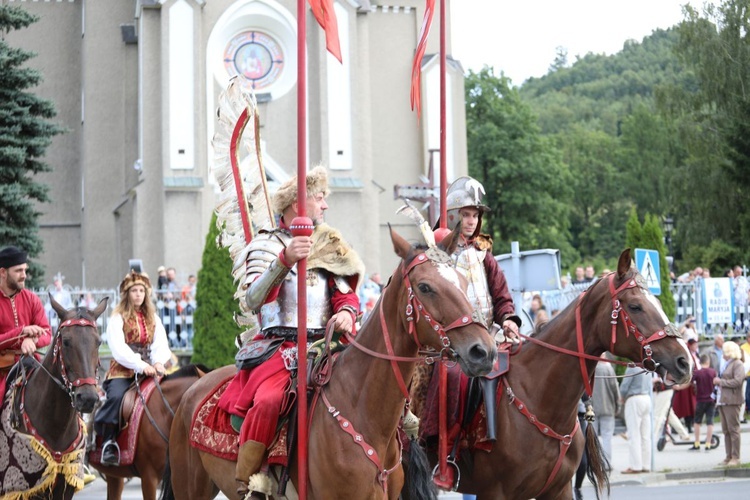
left=7, top=0, right=467, bottom=288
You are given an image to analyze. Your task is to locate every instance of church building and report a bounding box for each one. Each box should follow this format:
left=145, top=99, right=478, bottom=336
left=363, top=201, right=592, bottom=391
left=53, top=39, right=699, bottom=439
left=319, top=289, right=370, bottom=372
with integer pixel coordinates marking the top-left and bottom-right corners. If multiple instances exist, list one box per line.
left=7, top=0, right=467, bottom=288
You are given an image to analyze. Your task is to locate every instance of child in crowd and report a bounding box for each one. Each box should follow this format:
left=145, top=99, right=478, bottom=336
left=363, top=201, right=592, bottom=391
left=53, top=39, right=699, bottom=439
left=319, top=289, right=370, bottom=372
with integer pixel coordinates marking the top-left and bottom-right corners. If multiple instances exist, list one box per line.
left=692, top=354, right=717, bottom=451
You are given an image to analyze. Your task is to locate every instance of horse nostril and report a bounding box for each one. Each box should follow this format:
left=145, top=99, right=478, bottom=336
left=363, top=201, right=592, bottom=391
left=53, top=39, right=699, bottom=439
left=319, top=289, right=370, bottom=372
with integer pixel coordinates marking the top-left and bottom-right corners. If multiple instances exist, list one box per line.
left=677, top=356, right=691, bottom=374
left=469, top=343, right=493, bottom=365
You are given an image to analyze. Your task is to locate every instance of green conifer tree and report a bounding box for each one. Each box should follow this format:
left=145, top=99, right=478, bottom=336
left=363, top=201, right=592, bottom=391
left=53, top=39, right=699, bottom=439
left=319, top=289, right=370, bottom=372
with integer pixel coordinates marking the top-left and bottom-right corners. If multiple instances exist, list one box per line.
left=0, top=5, right=63, bottom=287
left=625, top=207, right=642, bottom=252
left=191, top=213, right=243, bottom=368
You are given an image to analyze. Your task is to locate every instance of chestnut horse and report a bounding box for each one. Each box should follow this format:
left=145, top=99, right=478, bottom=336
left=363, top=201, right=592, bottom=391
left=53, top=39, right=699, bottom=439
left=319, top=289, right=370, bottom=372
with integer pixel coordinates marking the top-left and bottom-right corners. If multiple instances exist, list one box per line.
left=0, top=296, right=107, bottom=499
left=409, top=249, right=693, bottom=499
left=89, top=364, right=210, bottom=500
left=160, top=226, right=497, bottom=499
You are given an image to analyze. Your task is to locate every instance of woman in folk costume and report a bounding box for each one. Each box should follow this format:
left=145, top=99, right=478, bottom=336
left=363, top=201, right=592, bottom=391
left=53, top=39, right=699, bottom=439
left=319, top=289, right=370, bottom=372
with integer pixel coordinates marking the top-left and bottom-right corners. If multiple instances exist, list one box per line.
left=95, top=271, right=172, bottom=466
left=444, top=176, right=520, bottom=339
left=217, top=166, right=364, bottom=498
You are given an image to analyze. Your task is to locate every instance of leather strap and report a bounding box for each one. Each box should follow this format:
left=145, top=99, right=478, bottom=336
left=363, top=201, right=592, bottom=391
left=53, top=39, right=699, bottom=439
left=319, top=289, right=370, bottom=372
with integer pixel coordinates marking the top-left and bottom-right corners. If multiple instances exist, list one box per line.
left=502, top=378, right=579, bottom=496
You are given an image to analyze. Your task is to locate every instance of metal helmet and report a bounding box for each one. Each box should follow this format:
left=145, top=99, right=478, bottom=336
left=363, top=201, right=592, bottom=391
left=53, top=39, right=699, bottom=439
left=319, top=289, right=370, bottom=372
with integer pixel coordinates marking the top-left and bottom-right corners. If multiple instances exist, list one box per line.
left=445, top=176, right=490, bottom=232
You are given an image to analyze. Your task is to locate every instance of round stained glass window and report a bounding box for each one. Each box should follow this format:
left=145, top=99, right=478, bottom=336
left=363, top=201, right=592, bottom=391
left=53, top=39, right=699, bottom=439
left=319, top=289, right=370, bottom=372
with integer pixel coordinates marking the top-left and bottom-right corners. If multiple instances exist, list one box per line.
left=224, top=31, right=284, bottom=91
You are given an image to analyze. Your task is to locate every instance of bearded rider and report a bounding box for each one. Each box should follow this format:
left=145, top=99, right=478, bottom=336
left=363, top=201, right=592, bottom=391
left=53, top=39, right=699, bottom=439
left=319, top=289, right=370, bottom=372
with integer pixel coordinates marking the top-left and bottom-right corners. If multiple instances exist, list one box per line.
left=218, top=166, right=364, bottom=498
left=444, top=176, right=520, bottom=341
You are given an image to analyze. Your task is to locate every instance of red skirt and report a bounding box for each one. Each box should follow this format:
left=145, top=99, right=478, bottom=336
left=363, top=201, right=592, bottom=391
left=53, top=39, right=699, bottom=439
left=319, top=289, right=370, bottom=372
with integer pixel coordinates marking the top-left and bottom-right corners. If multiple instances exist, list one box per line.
left=672, top=386, right=696, bottom=418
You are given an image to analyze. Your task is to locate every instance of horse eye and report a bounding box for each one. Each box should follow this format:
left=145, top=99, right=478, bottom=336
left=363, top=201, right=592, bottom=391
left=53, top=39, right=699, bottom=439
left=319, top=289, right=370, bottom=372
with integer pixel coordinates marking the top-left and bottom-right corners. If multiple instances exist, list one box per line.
left=628, top=303, right=643, bottom=312
left=417, top=283, right=433, bottom=294
left=62, top=337, right=72, bottom=348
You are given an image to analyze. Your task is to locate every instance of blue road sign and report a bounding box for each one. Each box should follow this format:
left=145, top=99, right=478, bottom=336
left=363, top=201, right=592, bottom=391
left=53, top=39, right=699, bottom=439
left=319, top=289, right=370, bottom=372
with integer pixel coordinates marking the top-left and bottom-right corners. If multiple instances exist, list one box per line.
left=635, top=248, right=661, bottom=295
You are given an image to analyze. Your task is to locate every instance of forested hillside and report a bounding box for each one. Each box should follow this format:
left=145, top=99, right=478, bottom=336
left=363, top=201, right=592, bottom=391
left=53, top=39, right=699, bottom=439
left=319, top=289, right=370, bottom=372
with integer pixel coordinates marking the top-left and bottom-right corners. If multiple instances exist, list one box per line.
left=467, top=1, right=750, bottom=274
left=520, top=28, right=695, bottom=135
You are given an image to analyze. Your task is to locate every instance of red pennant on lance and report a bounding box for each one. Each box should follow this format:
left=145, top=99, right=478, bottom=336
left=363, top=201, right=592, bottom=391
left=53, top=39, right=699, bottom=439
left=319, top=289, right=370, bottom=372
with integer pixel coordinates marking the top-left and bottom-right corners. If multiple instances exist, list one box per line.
left=410, top=0, right=436, bottom=118
left=308, top=0, right=343, bottom=63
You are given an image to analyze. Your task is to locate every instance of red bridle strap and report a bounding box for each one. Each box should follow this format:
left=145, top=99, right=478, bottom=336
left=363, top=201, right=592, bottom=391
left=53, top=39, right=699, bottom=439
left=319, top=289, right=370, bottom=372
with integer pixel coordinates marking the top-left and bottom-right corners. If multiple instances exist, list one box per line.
left=344, top=251, right=485, bottom=400
left=55, top=317, right=100, bottom=391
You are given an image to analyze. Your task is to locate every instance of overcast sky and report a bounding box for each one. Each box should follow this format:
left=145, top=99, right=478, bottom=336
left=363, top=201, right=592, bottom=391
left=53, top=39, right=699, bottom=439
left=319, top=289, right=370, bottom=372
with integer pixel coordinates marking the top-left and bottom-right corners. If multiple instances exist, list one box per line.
left=450, top=1, right=701, bottom=84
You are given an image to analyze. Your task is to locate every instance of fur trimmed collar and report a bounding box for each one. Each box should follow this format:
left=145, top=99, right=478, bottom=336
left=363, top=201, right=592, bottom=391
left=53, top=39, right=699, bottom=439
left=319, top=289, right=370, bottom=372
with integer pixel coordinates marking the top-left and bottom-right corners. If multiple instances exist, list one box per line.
left=308, top=224, right=365, bottom=290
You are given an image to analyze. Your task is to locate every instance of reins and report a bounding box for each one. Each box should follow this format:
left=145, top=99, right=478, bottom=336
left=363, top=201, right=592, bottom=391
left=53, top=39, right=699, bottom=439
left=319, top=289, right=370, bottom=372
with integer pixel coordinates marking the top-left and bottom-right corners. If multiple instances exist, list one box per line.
left=344, top=251, right=485, bottom=400
left=519, top=272, right=678, bottom=397
left=21, top=317, right=100, bottom=407
left=134, top=373, right=173, bottom=443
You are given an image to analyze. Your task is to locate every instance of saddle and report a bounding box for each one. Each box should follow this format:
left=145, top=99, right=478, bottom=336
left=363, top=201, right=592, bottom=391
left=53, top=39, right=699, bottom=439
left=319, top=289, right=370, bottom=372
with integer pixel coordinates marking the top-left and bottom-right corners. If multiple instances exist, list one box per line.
left=88, top=378, right=157, bottom=467
left=417, top=348, right=510, bottom=448
left=191, top=335, right=347, bottom=468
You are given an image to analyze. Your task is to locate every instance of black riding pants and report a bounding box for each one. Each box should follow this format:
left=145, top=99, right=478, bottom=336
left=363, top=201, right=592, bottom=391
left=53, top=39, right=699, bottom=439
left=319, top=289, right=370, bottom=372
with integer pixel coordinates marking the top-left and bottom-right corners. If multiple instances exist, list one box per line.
left=94, top=377, right=133, bottom=435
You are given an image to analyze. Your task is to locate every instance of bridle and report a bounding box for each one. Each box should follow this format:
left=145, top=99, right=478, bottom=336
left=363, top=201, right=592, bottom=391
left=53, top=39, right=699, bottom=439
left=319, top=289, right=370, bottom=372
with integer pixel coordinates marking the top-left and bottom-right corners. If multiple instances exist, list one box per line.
left=12, top=316, right=100, bottom=461
left=344, top=249, right=487, bottom=400
left=324, top=248, right=487, bottom=494
left=520, top=272, right=679, bottom=396
left=24, top=317, right=101, bottom=407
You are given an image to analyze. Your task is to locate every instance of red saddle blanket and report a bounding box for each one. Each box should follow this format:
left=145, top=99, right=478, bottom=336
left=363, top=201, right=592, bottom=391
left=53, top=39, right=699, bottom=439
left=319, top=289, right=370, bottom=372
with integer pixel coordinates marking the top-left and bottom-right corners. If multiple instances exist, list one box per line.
left=189, top=376, right=288, bottom=466
left=88, top=379, right=157, bottom=467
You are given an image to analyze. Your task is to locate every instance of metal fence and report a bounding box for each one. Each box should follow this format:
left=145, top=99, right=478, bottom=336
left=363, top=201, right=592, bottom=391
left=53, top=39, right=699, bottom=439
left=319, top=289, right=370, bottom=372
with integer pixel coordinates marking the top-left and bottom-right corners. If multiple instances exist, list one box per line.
left=532, top=278, right=750, bottom=339
left=34, top=287, right=196, bottom=351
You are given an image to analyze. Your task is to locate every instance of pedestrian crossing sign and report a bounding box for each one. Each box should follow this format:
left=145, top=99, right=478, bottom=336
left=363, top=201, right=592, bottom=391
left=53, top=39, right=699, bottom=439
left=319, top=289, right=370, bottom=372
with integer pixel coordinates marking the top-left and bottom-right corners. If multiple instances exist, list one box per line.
left=634, top=248, right=661, bottom=295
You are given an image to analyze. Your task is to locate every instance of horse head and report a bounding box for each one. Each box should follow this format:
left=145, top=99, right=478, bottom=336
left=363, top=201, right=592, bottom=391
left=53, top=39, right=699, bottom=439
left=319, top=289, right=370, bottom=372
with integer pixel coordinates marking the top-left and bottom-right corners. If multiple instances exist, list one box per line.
left=48, top=295, right=108, bottom=413
left=584, top=249, right=692, bottom=386
left=390, top=226, right=497, bottom=377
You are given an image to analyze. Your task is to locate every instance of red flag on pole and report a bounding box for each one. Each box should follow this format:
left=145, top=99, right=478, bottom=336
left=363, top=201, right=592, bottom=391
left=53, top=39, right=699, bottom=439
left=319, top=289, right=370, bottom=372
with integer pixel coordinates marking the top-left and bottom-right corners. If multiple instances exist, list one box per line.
left=410, top=0, right=436, bottom=117
left=308, top=0, right=342, bottom=63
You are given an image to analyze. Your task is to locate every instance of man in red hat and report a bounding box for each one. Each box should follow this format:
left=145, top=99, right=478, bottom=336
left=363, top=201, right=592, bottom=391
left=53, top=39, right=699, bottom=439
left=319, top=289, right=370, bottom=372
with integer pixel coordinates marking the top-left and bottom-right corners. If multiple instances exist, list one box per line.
left=0, top=246, right=52, bottom=400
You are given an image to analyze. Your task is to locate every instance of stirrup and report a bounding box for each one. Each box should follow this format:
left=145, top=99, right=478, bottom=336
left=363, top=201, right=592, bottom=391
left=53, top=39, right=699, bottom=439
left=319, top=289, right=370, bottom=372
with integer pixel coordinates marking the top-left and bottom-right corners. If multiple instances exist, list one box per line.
left=101, top=440, right=121, bottom=466
left=431, top=458, right=460, bottom=491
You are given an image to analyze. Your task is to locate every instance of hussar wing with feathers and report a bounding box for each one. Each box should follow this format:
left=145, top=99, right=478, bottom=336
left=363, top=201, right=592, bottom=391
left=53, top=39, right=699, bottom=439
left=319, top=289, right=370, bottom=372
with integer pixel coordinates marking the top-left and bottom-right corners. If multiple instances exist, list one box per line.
left=211, top=78, right=274, bottom=337
left=396, top=199, right=436, bottom=248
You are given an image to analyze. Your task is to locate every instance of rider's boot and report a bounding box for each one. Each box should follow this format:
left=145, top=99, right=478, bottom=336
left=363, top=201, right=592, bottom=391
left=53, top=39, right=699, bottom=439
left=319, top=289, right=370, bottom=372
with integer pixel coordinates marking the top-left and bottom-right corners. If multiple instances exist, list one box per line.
left=236, top=440, right=269, bottom=499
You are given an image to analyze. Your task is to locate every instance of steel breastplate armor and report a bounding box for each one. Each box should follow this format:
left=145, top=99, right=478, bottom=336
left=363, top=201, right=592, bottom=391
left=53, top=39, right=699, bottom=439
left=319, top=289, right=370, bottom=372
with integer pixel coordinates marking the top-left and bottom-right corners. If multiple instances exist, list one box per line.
left=246, top=229, right=333, bottom=331
left=452, top=244, right=493, bottom=328
left=260, top=267, right=332, bottom=330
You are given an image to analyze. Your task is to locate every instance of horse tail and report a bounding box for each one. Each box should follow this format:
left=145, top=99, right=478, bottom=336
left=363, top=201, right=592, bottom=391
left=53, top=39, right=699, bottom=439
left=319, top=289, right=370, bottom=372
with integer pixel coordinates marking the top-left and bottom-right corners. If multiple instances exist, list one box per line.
left=159, top=451, right=175, bottom=500
left=404, top=439, right=438, bottom=500
left=584, top=422, right=610, bottom=499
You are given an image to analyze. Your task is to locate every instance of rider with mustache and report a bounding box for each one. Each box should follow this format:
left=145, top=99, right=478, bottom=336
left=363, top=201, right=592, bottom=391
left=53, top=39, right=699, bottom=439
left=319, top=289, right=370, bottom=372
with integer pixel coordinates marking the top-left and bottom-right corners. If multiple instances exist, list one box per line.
left=218, top=166, right=364, bottom=498
left=0, top=246, right=51, bottom=401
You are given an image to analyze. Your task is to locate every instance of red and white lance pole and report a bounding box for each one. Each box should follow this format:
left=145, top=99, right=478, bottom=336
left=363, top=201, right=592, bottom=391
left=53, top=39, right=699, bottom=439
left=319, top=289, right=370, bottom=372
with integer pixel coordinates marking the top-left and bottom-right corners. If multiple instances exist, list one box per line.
left=437, top=0, right=450, bottom=486
left=291, top=1, right=312, bottom=498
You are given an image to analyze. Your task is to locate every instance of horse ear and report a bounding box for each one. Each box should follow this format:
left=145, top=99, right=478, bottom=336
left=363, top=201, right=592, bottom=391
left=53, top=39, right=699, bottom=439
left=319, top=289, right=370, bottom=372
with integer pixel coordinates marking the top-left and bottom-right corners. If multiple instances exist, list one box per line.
left=389, top=224, right=412, bottom=260
left=91, top=297, right=109, bottom=320
left=438, top=222, right=461, bottom=256
left=49, top=294, right=69, bottom=319
left=617, top=248, right=632, bottom=278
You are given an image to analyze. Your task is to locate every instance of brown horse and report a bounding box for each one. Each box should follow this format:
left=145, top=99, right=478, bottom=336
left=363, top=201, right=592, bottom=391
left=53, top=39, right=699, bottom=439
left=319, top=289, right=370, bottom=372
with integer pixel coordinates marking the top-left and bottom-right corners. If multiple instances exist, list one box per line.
left=409, top=249, right=693, bottom=500
left=0, top=296, right=107, bottom=499
left=89, top=364, right=210, bottom=500
left=160, top=226, right=497, bottom=499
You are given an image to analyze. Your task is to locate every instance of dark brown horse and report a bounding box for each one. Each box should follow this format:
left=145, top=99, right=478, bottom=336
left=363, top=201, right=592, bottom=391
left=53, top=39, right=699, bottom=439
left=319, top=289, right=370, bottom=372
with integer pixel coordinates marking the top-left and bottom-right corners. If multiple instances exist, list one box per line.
left=89, top=364, right=210, bottom=500
left=160, top=226, right=497, bottom=499
left=0, top=296, right=107, bottom=499
left=410, top=249, right=693, bottom=499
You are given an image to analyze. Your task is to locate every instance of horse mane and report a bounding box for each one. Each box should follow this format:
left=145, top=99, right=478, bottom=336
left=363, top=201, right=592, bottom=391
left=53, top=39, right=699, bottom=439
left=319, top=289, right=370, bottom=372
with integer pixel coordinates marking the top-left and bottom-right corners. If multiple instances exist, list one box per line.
left=163, top=364, right=212, bottom=381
